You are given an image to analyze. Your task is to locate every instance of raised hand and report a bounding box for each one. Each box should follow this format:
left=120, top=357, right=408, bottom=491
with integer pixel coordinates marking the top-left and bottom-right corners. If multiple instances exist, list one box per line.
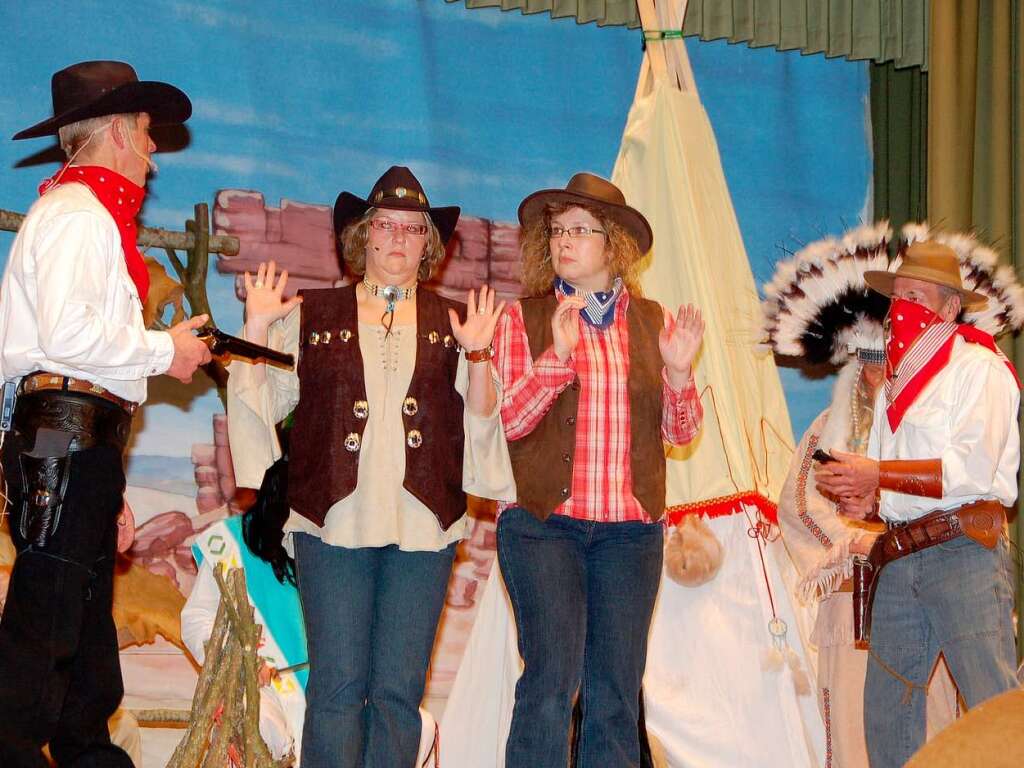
left=243, top=261, right=303, bottom=334
left=449, top=285, right=506, bottom=354
left=552, top=296, right=585, bottom=363
left=659, top=304, right=704, bottom=385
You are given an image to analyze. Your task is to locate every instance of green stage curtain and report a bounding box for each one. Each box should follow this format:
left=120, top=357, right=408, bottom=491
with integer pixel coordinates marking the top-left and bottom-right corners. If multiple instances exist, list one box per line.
left=683, top=0, right=929, bottom=69
left=871, top=61, right=928, bottom=238
left=445, top=0, right=641, bottom=28
left=928, top=0, right=1023, bottom=660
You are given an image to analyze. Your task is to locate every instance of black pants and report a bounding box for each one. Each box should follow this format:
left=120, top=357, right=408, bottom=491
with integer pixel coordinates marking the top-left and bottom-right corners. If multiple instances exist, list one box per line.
left=0, top=429, right=132, bottom=768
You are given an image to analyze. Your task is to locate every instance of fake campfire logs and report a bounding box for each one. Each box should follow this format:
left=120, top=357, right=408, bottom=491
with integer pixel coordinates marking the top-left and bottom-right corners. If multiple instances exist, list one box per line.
left=166, top=566, right=293, bottom=768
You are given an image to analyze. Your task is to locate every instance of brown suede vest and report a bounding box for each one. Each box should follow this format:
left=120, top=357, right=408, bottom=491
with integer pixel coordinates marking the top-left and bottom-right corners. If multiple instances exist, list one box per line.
left=288, top=284, right=467, bottom=530
left=507, top=293, right=667, bottom=521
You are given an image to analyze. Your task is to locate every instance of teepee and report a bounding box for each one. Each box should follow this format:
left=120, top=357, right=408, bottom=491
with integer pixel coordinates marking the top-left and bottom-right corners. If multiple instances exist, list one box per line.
left=612, top=2, right=823, bottom=765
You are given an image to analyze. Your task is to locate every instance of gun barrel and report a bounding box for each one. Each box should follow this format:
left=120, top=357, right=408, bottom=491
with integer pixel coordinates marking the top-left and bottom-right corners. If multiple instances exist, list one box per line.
left=198, top=328, right=295, bottom=370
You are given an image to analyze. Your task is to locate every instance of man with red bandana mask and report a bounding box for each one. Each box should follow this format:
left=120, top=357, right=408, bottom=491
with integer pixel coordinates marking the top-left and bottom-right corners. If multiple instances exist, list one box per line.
left=0, top=61, right=211, bottom=767
left=816, top=240, right=1020, bottom=768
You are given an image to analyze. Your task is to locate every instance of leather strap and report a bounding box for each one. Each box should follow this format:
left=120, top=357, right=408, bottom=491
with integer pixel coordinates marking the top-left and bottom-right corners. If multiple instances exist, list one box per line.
left=14, top=390, right=133, bottom=454
left=20, top=372, right=137, bottom=414
left=878, top=458, right=942, bottom=498
left=880, top=506, right=964, bottom=557
left=464, top=346, right=493, bottom=363
left=855, top=499, right=1006, bottom=648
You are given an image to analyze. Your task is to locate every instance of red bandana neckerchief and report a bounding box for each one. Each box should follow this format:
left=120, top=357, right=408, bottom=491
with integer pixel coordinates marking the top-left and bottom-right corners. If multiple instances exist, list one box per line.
left=39, top=164, right=149, bottom=302
left=884, top=297, right=1021, bottom=432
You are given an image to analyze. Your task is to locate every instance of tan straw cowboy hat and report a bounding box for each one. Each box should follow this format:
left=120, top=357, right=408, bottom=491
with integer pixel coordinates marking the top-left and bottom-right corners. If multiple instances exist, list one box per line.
left=864, top=240, right=988, bottom=310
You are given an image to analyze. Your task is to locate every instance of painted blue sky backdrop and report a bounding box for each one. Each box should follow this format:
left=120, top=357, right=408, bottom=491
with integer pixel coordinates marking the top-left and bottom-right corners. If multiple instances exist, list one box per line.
left=0, top=1, right=868, bottom=460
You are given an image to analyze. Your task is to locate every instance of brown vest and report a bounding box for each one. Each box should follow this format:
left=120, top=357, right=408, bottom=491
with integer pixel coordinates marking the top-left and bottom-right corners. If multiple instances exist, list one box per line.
left=506, top=294, right=668, bottom=521
left=288, top=284, right=467, bottom=530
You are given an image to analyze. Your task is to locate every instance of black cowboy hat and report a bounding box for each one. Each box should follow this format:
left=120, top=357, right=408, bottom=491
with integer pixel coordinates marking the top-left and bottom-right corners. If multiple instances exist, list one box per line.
left=333, top=166, right=461, bottom=245
left=518, top=172, right=653, bottom=255
left=13, top=60, right=191, bottom=141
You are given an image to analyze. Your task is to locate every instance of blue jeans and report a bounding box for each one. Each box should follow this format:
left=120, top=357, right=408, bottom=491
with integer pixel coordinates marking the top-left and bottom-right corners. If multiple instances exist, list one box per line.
left=497, top=506, right=664, bottom=768
left=294, top=535, right=455, bottom=768
left=865, top=535, right=1018, bottom=768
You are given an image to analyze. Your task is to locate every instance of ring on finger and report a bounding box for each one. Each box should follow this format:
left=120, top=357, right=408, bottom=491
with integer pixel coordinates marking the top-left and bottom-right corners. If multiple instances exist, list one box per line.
left=253, top=280, right=265, bottom=289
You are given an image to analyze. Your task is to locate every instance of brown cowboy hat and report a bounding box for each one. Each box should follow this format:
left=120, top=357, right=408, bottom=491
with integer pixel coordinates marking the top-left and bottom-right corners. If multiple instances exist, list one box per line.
left=864, top=240, right=988, bottom=309
left=517, top=172, right=653, bottom=255
left=333, top=166, right=461, bottom=244
left=13, top=60, right=191, bottom=140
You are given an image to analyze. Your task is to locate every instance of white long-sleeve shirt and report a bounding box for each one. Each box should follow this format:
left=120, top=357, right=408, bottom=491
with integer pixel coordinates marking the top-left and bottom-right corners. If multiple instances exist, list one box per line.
left=869, top=336, right=1020, bottom=522
left=0, top=182, right=174, bottom=403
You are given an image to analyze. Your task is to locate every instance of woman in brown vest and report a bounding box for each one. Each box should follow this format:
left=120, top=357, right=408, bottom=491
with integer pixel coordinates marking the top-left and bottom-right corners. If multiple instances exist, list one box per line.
left=226, top=166, right=512, bottom=768
left=492, top=173, right=705, bottom=767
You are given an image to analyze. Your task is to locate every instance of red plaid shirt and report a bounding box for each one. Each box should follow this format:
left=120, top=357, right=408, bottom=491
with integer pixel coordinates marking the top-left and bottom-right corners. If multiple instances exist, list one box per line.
left=494, top=292, right=703, bottom=523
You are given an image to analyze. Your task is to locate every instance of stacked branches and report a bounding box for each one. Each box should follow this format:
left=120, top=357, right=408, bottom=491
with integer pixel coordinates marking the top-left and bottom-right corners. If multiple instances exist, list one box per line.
left=167, top=567, right=293, bottom=768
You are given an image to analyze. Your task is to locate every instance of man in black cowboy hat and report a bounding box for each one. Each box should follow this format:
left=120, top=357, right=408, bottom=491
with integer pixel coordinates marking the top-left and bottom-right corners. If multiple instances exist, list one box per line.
left=0, top=60, right=211, bottom=767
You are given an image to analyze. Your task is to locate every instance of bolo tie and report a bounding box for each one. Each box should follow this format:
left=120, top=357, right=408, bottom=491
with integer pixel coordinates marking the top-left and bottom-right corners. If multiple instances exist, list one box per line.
left=362, top=279, right=416, bottom=336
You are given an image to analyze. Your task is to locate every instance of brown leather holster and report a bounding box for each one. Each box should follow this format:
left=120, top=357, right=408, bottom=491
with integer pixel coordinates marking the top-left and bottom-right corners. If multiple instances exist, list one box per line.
left=853, top=498, right=1006, bottom=649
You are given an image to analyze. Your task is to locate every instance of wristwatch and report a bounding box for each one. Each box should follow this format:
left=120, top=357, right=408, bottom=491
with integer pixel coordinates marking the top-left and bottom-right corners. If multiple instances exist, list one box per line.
left=464, top=346, right=493, bottom=363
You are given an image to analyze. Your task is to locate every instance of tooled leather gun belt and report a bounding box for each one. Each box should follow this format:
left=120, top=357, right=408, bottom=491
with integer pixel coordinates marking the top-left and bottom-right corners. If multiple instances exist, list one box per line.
left=853, top=499, right=1006, bottom=648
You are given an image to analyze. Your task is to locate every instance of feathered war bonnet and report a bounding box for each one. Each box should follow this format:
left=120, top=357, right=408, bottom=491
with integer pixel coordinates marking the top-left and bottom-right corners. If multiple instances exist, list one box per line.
left=760, top=222, right=892, bottom=366
left=760, top=221, right=1024, bottom=367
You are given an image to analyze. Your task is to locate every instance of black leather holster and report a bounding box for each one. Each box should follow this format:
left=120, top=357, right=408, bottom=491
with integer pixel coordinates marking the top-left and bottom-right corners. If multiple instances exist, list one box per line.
left=10, top=391, right=132, bottom=548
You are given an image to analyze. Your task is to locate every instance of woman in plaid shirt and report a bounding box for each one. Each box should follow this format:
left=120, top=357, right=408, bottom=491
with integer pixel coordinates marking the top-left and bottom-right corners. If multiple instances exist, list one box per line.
left=493, top=173, right=704, bottom=767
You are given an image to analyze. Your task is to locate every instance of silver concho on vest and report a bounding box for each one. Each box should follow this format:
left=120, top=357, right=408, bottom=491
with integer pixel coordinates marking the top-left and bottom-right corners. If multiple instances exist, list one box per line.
left=406, top=429, right=423, bottom=448
left=424, top=330, right=460, bottom=352
left=402, top=397, right=418, bottom=417
left=344, top=432, right=361, bottom=452
left=308, top=329, right=351, bottom=345
left=353, top=400, right=369, bottom=420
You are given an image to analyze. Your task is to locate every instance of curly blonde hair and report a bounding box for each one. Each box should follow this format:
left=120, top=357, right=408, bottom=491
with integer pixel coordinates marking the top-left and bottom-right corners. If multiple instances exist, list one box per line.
left=519, top=201, right=643, bottom=297
left=339, top=207, right=447, bottom=282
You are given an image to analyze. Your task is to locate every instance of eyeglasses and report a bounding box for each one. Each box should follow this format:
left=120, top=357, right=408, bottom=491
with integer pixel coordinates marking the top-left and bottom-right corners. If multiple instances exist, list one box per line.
left=548, top=224, right=606, bottom=239
left=370, top=218, right=429, bottom=236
